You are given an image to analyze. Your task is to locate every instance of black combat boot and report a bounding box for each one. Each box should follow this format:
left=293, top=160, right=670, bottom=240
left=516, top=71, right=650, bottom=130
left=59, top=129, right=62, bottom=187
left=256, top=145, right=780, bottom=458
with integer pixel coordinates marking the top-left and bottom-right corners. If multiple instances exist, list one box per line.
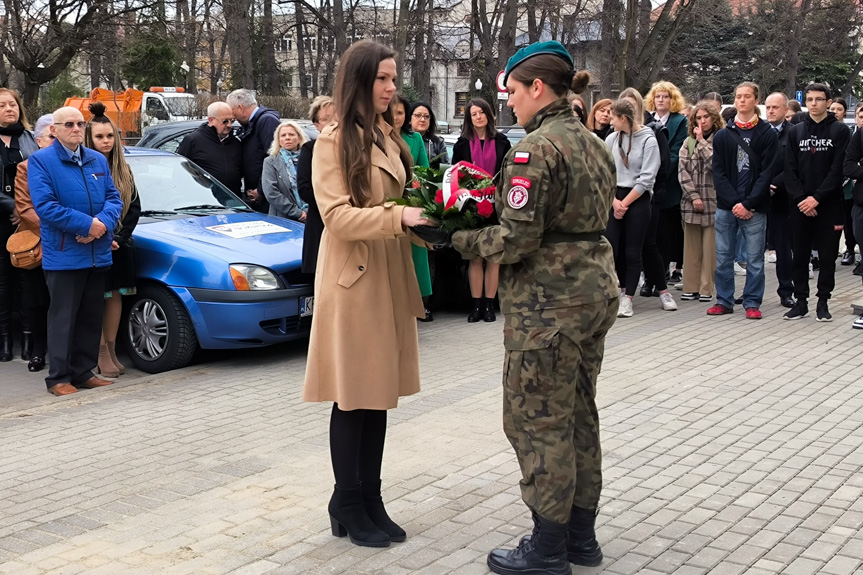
left=487, top=513, right=570, bottom=575
left=327, top=484, right=391, bottom=548
left=483, top=297, right=496, bottom=322
left=467, top=298, right=483, bottom=323
left=0, top=332, right=12, bottom=362
left=361, top=479, right=406, bottom=542
left=567, top=506, right=603, bottom=566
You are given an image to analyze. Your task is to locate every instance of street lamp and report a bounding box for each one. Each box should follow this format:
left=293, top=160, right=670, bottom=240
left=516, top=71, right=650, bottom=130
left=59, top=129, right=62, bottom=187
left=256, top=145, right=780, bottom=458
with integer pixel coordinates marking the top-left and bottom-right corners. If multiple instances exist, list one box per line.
left=180, top=60, right=190, bottom=90
left=475, top=78, right=483, bottom=92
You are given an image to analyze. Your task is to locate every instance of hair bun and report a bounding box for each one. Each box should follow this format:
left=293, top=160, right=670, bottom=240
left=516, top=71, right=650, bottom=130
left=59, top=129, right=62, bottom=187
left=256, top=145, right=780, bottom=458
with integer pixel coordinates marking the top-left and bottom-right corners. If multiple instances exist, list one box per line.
left=88, top=101, right=107, bottom=118
left=571, top=70, right=590, bottom=94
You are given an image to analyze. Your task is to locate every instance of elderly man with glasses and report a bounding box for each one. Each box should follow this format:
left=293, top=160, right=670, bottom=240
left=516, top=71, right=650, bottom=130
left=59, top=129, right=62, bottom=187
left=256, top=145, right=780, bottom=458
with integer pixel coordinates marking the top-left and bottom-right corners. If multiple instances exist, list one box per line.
left=176, top=101, right=244, bottom=196
left=27, top=106, right=123, bottom=396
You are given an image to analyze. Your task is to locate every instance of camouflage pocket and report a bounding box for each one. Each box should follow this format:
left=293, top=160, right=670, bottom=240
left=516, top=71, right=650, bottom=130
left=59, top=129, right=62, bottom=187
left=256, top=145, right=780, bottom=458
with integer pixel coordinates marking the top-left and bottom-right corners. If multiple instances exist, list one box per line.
left=503, top=327, right=560, bottom=400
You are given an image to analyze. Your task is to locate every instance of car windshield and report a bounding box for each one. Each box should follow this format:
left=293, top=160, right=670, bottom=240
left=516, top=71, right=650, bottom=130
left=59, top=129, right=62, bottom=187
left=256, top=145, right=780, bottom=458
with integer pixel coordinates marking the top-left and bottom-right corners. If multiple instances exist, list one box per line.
left=126, top=155, right=249, bottom=213
left=161, top=95, right=197, bottom=117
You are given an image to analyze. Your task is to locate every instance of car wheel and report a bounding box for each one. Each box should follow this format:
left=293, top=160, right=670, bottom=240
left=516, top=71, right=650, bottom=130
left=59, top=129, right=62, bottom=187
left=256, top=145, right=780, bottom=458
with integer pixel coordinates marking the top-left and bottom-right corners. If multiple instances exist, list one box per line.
left=122, top=284, right=198, bottom=374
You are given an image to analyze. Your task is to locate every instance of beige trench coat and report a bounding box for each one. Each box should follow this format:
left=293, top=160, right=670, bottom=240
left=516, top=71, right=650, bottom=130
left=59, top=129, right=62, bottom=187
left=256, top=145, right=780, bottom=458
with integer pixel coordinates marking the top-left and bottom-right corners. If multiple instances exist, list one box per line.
left=302, top=119, right=425, bottom=411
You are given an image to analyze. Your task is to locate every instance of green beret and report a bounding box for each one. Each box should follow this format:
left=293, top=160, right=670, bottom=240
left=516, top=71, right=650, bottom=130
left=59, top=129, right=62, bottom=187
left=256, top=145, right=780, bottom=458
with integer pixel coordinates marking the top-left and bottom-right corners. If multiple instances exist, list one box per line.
left=503, top=41, right=574, bottom=85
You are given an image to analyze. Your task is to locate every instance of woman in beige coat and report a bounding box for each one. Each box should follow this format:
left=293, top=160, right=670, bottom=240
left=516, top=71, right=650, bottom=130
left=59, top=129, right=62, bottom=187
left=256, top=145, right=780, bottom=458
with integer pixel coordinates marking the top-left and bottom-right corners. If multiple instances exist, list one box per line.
left=302, top=40, right=431, bottom=548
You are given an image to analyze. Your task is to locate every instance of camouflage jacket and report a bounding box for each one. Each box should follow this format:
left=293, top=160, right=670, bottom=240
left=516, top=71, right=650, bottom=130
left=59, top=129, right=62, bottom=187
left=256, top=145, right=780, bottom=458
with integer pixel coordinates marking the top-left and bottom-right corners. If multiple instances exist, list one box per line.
left=452, top=99, right=618, bottom=313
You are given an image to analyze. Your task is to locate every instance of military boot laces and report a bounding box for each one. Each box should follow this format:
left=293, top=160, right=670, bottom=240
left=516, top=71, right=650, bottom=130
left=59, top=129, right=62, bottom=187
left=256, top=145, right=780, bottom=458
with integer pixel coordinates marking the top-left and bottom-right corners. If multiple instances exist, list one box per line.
left=487, top=514, right=570, bottom=575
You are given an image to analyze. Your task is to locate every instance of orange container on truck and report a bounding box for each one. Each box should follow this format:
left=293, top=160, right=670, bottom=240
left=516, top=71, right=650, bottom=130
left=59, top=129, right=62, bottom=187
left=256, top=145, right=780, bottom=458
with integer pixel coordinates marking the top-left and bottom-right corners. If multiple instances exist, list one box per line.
left=64, top=87, right=199, bottom=138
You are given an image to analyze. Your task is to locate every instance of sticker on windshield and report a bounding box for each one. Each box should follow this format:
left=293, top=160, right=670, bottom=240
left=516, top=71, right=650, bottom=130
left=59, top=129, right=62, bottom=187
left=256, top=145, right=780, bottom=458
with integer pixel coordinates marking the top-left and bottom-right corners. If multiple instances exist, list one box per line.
left=206, top=221, right=292, bottom=239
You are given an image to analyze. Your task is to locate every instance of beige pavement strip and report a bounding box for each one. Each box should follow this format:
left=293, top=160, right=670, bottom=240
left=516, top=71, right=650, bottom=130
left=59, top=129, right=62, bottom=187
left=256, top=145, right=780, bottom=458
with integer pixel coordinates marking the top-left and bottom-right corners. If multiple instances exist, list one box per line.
left=1, top=268, right=863, bottom=574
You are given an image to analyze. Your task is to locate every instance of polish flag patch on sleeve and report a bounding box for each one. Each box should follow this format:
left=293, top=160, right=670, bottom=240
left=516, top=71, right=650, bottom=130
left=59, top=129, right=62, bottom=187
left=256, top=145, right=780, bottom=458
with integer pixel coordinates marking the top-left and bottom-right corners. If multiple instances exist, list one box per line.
left=513, top=152, right=530, bottom=164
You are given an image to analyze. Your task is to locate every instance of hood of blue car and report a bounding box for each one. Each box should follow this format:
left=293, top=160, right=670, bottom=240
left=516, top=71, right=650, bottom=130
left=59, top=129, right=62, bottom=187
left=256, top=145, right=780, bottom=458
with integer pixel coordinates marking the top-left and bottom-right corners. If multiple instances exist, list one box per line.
left=135, top=212, right=304, bottom=271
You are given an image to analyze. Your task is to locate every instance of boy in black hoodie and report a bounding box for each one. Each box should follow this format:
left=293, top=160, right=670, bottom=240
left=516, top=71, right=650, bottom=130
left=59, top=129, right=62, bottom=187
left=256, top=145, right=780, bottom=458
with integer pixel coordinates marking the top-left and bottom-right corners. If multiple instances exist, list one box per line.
left=784, top=83, right=850, bottom=322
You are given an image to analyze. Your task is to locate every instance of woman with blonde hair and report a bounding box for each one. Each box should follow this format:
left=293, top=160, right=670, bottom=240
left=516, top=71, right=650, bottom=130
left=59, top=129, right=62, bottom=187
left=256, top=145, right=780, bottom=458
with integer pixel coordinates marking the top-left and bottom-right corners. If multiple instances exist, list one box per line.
left=85, top=102, right=141, bottom=379
left=587, top=98, right=613, bottom=140
left=298, top=96, right=335, bottom=275
left=261, top=120, right=309, bottom=221
left=645, top=80, right=688, bottom=282
left=678, top=101, right=724, bottom=302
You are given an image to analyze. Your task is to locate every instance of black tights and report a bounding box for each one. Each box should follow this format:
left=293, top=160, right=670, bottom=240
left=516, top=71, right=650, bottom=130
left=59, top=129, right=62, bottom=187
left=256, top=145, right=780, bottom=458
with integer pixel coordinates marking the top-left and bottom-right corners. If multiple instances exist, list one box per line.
left=329, top=404, right=387, bottom=488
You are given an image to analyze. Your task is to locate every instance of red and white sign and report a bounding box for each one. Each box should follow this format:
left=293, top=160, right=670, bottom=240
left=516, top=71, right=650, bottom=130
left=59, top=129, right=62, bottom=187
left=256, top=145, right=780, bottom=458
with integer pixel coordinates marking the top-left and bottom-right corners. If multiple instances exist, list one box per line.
left=496, top=71, right=507, bottom=92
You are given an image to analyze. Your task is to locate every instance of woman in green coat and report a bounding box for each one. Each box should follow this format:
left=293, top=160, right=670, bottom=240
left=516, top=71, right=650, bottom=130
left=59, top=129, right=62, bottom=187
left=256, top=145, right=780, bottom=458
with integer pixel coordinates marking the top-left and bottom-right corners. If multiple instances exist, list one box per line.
left=394, top=95, right=433, bottom=320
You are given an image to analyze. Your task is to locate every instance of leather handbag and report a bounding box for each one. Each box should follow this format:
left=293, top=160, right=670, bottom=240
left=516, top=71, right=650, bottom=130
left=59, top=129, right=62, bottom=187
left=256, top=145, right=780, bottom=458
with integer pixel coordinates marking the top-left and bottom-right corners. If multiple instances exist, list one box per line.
left=6, top=228, right=42, bottom=269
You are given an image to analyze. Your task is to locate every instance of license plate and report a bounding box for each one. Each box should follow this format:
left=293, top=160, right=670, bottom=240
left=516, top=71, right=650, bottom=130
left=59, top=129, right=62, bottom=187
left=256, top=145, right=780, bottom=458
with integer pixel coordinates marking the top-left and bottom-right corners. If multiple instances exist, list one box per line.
left=300, top=296, right=314, bottom=317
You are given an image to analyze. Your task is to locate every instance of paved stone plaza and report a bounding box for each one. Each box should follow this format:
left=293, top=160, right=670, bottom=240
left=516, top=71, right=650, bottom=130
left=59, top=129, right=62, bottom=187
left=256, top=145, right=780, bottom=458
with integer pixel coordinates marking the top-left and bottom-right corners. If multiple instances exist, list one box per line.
left=1, top=268, right=862, bottom=575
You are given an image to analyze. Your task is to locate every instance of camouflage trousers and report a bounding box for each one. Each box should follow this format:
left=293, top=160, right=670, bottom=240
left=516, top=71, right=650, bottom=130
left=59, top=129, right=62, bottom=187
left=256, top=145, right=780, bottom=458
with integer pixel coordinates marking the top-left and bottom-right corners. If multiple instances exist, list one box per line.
left=501, top=298, right=618, bottom=523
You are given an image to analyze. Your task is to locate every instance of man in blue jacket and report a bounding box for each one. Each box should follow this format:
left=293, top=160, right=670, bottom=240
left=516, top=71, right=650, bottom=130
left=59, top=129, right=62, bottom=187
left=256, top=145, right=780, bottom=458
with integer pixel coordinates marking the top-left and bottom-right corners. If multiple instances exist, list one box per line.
left=28, top=107, right=123, bottom=396
left=709, top=82, right=778, bottom=320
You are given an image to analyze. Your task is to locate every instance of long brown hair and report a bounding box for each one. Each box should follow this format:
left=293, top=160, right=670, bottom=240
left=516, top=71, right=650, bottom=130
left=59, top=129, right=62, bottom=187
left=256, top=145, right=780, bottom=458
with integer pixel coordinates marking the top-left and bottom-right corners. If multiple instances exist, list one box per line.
left=0, top=88, right=30, bottom=129
left=611, top=99, right=637, bottom=169
left=85, top=102, right=137, bottom=225
left=461, top=98, right=498, bottom=141
left=587, top=98, right=613, bottom=131
left=332, top=40, right=411, bottom=207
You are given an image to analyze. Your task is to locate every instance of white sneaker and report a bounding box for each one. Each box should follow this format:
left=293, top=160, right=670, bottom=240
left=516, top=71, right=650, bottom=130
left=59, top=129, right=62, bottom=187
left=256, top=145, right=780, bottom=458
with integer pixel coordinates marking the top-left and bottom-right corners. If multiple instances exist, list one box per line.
left=734, top=262, right=746, bottom=276
left=618, top=296, right=633, bottom=318
left=673, top=282, right=683, bottom=290
left=659, top=292, right=678, bottom=311
left=853, top=314, right=863, bottom=330
left=809, top=263, right=814, bottom=279
left=767, top=251, right=777, bottom=263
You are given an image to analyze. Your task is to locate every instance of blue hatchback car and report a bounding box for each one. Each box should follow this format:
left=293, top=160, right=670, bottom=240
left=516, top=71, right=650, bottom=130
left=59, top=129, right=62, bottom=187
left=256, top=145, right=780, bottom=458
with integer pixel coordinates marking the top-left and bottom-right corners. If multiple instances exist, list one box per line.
left=123, top=148, right=313, bottom=373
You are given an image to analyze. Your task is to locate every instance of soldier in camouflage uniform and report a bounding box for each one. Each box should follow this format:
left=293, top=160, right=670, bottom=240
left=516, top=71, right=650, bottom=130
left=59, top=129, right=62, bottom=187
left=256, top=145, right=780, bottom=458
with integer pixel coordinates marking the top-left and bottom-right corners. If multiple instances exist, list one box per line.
left=452, top=41, right=619, bottom=575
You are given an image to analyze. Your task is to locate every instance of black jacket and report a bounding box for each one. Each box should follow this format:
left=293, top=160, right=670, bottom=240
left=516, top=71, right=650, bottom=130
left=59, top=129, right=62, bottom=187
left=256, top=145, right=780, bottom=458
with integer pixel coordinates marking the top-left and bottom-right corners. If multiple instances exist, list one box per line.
left=422, top=134, right=448, bottom=169
left=785, top=113, right=851, bottom=223
left=769, top=120, right=791, bottom=212
left=451, top=131, right=512, bottom=177
left=712, top=119, right=778, bottom=213
left=844, top=126, right=863, bottom=206
left=644, top=120, right=671, bottom=206
left=176, top=123, right=244, bottom=196
left=297, top=139, right=323, bottom=274
left=237, top=106, right=281, bottom=212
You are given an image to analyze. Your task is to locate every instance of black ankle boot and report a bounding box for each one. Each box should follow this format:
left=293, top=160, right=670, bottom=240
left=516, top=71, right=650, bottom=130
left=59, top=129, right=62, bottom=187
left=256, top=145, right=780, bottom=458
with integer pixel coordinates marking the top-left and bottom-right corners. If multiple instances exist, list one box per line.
left=21, top=332, right=33, bottom=361
left=0, top=333, right=12, bottom=362
left=467, top=298, right=483, bottom=323
left=483, top=298, right=496, bottom=322
left=327, top=484, right=390, bottom=548
left=361, top=480, right=406, bottom=542
left=487, top=513, right=570, bottom=575
left=567, top=506, right=603, bottom=566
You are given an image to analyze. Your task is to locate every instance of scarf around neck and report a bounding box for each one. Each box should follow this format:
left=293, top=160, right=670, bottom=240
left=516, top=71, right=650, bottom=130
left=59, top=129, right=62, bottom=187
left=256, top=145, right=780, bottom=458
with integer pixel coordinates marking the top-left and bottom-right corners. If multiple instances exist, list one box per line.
left=469, top=135, right=497, bottom=175
left=279, top=148, right=307, bottom=211
left=0, top=122, right=25, bottom=137
left=734, top=115, right=759, bottom=130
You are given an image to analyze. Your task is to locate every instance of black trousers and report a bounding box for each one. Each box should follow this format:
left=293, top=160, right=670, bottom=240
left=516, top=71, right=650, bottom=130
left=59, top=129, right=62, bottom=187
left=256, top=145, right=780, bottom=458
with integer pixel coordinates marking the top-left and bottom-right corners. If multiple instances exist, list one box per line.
left=789, top=210, right=839, bottom=301
left=844, top=198, right=857, bottom=254
left=44, top=268, right=107, bottom=388
left=641, top=198, right=668, bottom=291
left=854, top=204, right=863, bottom=288
left=658, top=205, right=685, bottom=270
left=22, top=267, right=49, bottom=358
left=604, top=188, right=651, bottom=296
left=768, top=209, right=793, bottom=299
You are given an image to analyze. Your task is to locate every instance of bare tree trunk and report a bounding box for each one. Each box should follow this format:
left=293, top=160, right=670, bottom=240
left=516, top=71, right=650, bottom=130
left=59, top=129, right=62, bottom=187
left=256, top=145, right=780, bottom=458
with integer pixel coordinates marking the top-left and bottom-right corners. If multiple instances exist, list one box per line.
left=263, top=0, right=278, bottom=93
left=90, top=54, right=102, bottom=89
left=784, top=0, right=811, bottom=96
left=295, top=1, right=309, bottom=99
left=224, top=0, right=255, bottom=88
left=599, top=0, right=621, bottom=97
left=393, top=0, right=411, bottom=87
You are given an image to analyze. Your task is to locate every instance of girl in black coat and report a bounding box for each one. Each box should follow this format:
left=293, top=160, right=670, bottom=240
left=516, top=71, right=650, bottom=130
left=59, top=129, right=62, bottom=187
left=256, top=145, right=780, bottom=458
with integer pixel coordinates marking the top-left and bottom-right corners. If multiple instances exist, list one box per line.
left=450, top=98, right=512, bottom=323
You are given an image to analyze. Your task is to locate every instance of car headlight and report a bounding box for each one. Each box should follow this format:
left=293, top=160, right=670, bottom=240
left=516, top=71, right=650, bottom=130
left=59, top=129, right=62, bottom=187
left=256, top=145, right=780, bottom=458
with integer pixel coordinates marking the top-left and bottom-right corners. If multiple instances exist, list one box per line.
left=229, top=264, right=282, bottom=290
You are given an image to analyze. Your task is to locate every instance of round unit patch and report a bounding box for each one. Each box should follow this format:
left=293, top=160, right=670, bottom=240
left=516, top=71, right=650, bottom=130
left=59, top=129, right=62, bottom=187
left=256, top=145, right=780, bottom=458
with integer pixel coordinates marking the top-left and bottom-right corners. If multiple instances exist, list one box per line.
left=507, top=186, right=529, bottom=209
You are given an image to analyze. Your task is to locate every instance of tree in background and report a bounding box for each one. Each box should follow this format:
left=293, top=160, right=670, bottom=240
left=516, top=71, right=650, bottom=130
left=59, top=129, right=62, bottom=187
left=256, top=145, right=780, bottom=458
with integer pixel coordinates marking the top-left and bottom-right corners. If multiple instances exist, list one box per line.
left=121, top=27, right=180, bottom=89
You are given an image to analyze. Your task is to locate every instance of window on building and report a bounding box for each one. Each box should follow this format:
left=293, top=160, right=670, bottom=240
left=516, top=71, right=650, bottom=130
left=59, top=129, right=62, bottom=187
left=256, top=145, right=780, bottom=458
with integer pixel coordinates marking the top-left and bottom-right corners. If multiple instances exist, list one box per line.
left=304, top=74, right=313, bottom=88
left=276, top=35, right=293, bottom=52
left=456, top=61, right=470, bottom=78
left=455, top=91, right=469, bottom=118
left=303, top=36, right=316, bottom=51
